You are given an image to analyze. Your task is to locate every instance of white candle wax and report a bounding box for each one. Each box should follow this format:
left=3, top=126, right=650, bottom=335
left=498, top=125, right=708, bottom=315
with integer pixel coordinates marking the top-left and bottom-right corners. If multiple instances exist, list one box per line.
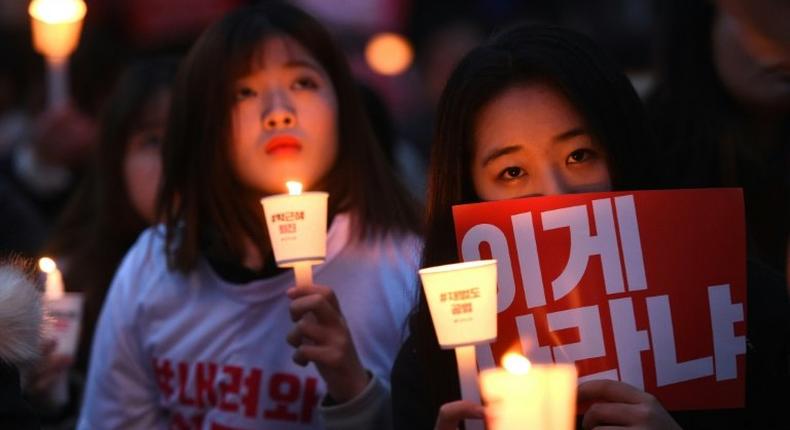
left=480, top=354, right=578, bottom=430
left=456, top=345, right=485, bottom=430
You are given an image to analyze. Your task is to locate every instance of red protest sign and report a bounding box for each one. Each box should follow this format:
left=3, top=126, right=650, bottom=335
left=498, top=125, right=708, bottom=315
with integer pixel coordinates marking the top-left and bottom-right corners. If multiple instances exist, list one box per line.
left=452, top=189, right=746, bottom=410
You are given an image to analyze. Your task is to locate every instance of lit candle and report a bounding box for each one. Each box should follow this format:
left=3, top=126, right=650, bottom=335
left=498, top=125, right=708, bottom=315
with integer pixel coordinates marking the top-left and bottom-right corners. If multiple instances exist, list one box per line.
left=38, top=256, right=64, bottom=300
left=28, top=0, right=87, bottom=108
left=260, top=181, right=328, bottom=287
left=419, top=259, right=498, bottom=430
left=37, top=256, right=84, bottom=406
left=480, top=353, right=578, bottom=430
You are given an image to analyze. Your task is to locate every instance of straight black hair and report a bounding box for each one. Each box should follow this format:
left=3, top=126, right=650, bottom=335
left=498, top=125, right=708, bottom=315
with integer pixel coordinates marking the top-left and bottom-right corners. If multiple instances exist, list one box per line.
left=159, top=2, right=420, bottom=272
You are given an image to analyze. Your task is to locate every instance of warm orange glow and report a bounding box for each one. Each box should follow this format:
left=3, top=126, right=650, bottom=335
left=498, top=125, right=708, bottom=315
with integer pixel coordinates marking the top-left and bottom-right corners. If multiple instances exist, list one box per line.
left=29, top=0, right=86, bottom=24
left=286, top=181, right=303, bottom=195
left=365, top=32, right=413, bottom=76
left=39, top=256, right=65, bottom=299
left=38, top=257, right=57, bottom=274
left=502, top=352, right=531, bottom=375
left=28, top=0, right=87, bottom=59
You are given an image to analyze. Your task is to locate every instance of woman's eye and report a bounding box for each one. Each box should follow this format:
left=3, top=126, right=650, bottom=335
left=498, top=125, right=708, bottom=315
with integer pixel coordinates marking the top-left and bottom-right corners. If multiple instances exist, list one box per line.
left=498, top=166, right=525, bottom=180
left=236, top=86, right=257, bottom=100
left=292, top=76, right=319, bottom=90
left=567, top=149, right=597, bottom=164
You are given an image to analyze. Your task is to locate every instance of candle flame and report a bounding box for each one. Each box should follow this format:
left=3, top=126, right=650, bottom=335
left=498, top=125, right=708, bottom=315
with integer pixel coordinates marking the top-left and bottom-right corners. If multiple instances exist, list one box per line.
left=286, top=181, right=303, bottom=195
left=29, top=0, right=87, bottom=24
left=38, top=257, right=57, bottom=274
left=502, top=352, right=531, bottom=375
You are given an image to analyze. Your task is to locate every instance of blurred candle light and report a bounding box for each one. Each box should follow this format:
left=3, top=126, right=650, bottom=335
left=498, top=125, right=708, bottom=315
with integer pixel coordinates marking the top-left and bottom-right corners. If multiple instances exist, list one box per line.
left=365, top=32, right=413, bottom=76
left=28, top=0, right=87, bottom=108
left=261, top=181, right=328, bottom=287
left=38, top=256, right=64, bottom=300
left=480, top=353, right=578, bottom=430
left=37, top=256, right=83, bottom=406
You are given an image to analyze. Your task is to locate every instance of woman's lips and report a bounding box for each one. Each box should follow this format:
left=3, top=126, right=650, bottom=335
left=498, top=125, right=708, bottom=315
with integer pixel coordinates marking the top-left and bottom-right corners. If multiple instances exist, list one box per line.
left=265, top=136, right=302, bottom=155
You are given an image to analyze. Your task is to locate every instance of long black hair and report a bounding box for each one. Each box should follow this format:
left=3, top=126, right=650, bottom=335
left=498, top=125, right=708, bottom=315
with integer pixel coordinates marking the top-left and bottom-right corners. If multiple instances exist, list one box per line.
left=160, top=2, right=420, bottom=272
left=403, top=23, right=657, bottom=424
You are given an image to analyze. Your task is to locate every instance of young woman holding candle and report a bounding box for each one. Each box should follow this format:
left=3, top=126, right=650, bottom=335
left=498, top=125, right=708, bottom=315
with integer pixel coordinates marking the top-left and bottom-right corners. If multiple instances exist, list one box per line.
left=79, top=3, right=421, bottom=429
left=392, top=23, right=790, bottom=430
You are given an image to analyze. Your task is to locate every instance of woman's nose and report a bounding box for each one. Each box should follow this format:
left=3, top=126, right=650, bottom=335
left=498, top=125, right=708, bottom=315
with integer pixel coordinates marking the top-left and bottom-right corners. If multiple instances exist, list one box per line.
left=534, top=168, right=570, bottom=196
left=263, top=109, right=296, bottom=130
left=262, top=93, right=296, bottom=130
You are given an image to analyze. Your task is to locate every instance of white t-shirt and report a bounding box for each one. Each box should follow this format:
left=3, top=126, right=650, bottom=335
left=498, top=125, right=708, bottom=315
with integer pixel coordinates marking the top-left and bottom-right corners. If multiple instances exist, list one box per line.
left=78, top=214, right=421, bottom=429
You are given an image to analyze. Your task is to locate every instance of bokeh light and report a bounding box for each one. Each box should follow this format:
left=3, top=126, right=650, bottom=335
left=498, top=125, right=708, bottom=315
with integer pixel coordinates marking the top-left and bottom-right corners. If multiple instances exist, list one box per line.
left=365, top=32, right=414, bottom=76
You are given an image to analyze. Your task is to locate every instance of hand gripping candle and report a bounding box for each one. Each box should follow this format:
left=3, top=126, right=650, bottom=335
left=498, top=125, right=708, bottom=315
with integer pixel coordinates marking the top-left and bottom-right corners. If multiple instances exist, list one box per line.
left=28, top=0, right=87, bottom=108
left=260, top=181, right=328, bottom=287
left=38, top=257, right=84, bottom=406
left=419, top=259, right=498, bottom=430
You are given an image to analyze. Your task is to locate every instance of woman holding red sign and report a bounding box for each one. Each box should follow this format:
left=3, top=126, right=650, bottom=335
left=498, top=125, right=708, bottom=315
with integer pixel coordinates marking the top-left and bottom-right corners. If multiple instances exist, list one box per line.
left=392, top=22, right=789, bottom=430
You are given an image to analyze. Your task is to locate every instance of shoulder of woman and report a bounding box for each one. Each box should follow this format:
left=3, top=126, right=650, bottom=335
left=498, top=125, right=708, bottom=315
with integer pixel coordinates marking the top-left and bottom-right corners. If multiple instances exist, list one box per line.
left=110, top=226, right=169, bottom=290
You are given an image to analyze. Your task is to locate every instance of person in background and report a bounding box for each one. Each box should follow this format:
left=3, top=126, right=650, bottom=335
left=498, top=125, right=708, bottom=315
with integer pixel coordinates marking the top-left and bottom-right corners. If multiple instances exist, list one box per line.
left=646, top=0, right=789, bottom=280
left=23, top=57, right=178, bottom=428
left=0, top=13, right=125, bottom=260
left=80, top=3, right=421, bottom=429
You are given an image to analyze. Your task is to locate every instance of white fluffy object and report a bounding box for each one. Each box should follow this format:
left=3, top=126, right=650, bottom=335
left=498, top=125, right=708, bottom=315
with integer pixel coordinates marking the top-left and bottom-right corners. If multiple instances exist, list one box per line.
left=0, top=263, right=43, bottom=365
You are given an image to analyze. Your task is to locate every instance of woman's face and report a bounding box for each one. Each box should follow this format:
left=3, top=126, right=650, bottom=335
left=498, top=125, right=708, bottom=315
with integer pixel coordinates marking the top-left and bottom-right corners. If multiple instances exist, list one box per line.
left=471, top=83, right=611, bottom=201
left=124, top=89, right=169, bottom=224
left=231, top=36, right=338, bottom=195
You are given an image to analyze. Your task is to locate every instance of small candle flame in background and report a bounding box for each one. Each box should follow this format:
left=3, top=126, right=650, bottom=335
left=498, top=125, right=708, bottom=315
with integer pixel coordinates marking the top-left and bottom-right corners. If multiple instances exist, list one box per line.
left=286, top=181, right=303, bottom=195
left=502, top=352, right=531, bottom=375
left=29, top=0, right=87, bottom=24
left=38, top=257, right=56, bottom=274
left=38, top=257, right=64, bottom=300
